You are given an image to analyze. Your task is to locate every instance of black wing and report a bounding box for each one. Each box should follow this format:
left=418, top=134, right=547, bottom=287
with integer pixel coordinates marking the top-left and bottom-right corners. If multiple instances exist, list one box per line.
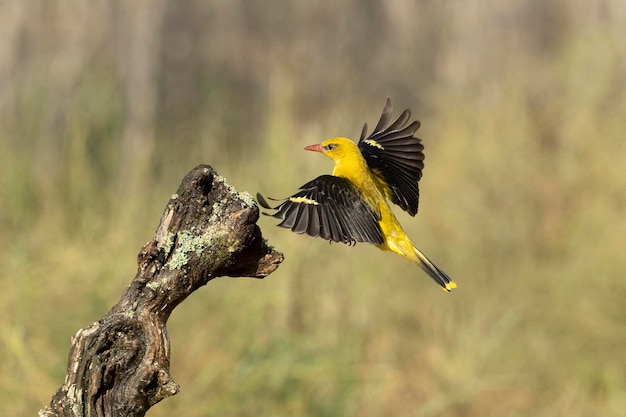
left=257, top=175, right=384, bottom=245
left=358, top=98, right=424, bottom=216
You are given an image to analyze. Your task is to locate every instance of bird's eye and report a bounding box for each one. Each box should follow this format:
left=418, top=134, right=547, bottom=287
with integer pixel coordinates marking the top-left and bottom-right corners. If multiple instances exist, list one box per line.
left=324, top=143, right=337, bottom=151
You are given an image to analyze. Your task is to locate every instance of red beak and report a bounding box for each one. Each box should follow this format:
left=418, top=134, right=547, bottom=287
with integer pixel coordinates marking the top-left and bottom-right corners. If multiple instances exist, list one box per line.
left=304, top=144, right=323, bottom=153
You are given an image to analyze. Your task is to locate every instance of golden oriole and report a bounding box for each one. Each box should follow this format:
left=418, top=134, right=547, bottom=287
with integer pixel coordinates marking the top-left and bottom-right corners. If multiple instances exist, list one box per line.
left=257, top=98, right=456, bottom=292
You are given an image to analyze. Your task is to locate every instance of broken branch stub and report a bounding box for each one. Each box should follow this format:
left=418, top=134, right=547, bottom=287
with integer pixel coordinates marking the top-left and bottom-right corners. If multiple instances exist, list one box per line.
left=40, top=165, right=283, bottom=417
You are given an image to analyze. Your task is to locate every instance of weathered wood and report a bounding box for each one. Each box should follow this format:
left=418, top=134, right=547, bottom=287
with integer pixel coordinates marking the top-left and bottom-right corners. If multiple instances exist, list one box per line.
left=40, top=165, right=283, bottom=417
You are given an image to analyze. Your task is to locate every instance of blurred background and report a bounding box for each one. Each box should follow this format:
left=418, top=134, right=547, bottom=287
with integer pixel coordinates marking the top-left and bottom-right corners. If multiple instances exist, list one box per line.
left=2, top=1, right=625, bottom=416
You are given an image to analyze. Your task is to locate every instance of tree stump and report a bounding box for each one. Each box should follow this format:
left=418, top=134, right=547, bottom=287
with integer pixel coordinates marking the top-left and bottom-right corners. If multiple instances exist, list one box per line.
left=39, top=165, right=284, bottom=417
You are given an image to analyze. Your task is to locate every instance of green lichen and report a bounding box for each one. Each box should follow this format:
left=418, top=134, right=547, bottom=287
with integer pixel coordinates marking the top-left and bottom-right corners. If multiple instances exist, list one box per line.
left=261, top=237, right=275, bottom=252
left=213, top=174, right=236, bottom=193
left=239, top=191, right=255, bottom=208
left=123, top=300, right=139, bottom=319
left=210, top=202, right=221, bottom=217
left=159, top=232, right=176, bottom=254
left=214, top=174, right=254, bottom=209
left=166, top=231, right=211, bottom=270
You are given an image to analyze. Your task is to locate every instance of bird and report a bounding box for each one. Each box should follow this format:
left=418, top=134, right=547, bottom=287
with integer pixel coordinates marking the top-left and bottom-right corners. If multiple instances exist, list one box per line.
left=257, top=98, right=456, bottom=292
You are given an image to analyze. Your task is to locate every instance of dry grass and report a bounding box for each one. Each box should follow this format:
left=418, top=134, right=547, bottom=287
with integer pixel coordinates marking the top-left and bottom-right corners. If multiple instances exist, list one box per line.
left=1, top=1, right=626, bottom=416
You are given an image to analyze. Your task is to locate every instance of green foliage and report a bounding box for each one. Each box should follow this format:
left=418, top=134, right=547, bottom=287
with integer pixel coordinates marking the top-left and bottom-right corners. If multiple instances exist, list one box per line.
left=1, top=1, right=626, bottom=416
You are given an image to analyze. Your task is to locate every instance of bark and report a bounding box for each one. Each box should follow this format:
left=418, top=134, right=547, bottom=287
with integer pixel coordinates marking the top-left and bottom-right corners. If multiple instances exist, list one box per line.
left=39, top=165, right=283, bottom=417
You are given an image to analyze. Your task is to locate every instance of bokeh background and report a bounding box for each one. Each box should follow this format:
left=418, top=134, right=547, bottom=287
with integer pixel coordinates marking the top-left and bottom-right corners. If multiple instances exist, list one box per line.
left=2, top=1, right=626, bottom=416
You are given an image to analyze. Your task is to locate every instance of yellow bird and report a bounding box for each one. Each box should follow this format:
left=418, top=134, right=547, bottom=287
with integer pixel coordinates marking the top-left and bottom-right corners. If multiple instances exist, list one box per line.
left=257, top=98, right=456, bottom=292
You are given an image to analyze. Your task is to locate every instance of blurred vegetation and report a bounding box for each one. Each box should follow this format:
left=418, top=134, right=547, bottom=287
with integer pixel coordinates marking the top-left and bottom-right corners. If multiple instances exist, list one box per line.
left=1, top=1, right=626, bottom=416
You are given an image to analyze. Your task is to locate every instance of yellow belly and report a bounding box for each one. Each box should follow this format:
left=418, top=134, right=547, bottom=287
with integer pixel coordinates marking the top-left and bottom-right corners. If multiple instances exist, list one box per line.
left=376, top=202, right=418, bottom=262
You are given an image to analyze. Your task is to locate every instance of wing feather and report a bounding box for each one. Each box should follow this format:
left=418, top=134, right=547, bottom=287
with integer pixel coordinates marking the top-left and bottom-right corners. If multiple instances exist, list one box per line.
left=371, top=98, right=393, bottom=134
left=257, top=176, right=384, bottom=245
left=306, top=203, right=321, bottom=237
left=358, top=98, right=425, bottom=216
left=292, top=203, right=310, bottom=234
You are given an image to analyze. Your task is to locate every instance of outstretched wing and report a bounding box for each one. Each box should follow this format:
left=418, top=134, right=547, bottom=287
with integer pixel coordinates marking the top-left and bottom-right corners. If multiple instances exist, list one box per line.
left=358, top=98, right=424, bottom=216
left=257, top=175, right=384, bottom=245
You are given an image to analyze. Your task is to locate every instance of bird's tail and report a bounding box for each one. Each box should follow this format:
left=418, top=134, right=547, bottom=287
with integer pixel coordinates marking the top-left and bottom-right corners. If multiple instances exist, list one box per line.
left=413, top=246, right=457, bottom=292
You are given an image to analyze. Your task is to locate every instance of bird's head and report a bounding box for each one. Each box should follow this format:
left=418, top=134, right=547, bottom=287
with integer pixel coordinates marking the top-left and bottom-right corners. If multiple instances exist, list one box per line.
left=304, top=137, right=358, bottom=163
